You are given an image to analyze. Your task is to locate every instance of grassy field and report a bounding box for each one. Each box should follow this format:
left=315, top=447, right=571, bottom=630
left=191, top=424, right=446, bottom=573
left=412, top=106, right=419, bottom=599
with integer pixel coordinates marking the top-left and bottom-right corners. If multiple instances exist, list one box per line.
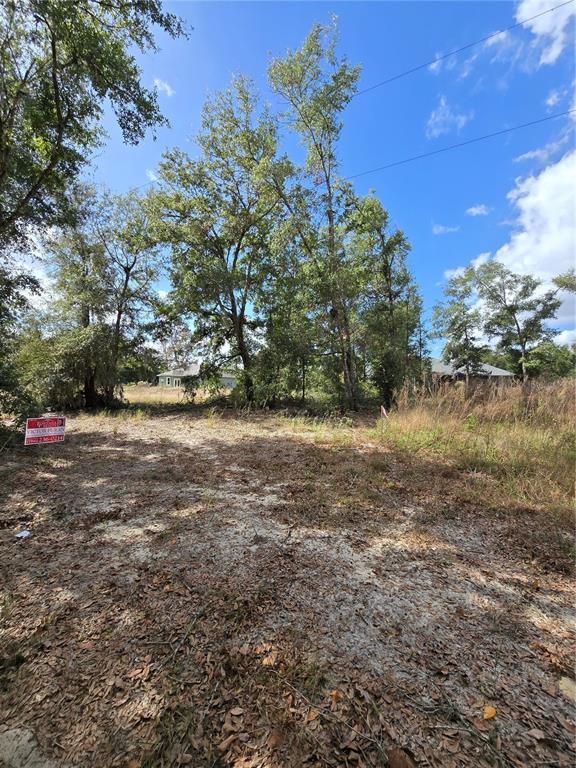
left=1, top=382, right=574, bottom=767
left=124, top=384, right=190, bottom=405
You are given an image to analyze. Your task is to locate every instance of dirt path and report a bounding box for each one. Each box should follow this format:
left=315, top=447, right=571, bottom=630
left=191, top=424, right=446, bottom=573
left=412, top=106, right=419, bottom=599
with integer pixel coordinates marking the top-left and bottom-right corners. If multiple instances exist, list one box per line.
left=1, top=412, right=574, bottom=767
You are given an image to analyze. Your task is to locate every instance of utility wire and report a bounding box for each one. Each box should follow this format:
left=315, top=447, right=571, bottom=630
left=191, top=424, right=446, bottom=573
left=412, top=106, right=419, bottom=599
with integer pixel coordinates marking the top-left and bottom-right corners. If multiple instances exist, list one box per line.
left=354, top=0, right=575, bottom=96
left=345, top=109, right=575, bottom=180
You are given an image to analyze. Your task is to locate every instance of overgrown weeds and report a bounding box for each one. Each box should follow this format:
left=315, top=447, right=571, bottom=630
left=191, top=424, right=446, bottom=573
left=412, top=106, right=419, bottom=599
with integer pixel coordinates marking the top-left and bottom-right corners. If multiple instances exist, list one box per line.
left=396, top=378, right=576, bottom=428
left=369, top=404, right=575, bottom=515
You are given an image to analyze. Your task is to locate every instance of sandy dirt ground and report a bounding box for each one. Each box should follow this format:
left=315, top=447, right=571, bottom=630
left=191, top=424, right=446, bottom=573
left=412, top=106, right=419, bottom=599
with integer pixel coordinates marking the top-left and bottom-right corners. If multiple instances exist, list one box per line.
left=1, top=411, right=574, bottom=768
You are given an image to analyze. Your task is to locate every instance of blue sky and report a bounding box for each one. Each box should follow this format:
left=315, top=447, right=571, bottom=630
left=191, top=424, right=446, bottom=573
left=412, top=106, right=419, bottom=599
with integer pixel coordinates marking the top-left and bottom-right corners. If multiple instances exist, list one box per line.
left=89, top=0, right=576, bottom=350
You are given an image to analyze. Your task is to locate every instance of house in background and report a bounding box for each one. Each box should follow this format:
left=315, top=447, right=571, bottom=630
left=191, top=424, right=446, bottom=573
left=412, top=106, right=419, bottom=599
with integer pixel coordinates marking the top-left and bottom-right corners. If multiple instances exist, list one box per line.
left=157, top=363, right=199, bottom=388
left=431, top=358, right=515, bottom=382
left=157, top=362, right=237, bottom=390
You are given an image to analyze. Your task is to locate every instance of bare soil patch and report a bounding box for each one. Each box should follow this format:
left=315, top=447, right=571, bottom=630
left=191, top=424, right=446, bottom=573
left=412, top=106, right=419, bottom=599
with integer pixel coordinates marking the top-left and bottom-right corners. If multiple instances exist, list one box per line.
left=1, top=411, right=574, bottom=767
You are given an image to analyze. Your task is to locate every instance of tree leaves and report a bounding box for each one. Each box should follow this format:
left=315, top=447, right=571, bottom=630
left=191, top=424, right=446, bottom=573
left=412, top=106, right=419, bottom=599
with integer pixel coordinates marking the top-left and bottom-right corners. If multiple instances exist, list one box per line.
left=0, top=0, right=186, bottom=244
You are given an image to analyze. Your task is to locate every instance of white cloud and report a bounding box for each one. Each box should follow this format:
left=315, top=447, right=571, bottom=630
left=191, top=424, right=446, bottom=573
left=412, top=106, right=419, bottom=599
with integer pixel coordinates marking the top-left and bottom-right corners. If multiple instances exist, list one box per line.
left=7, top=230, right=56, bottom=310
left=444, top=253, right=490, bottom=280
left=516, top=0, right=576, bottom=65
left=495, top=150, right=576, bottom=323
left=153, top=77, right=175, bottom=97
left=426, top=96, right=473, bottom=139
left=514, top=130, right=572, bottom=165
left=146, top=169, right=158, bottom=182
left=458, top=52, right=480, bottom=80
left=499, top=150, right=575, bottom=275
left=466, top=204, right=490, bottom=217
left=428, top=55, right=443, bottom=74
left=545, top=88, right=562, bottom=108
left=484, top=30, right=511, bottom=48
left=440, top=151, right=576, bottom=334
left=433, top=223, right=460, bottom=235
left=484, top=29, right=526, bottom=71
left=472, top=252, right=491, bottom=268
left=514, top=127, right=572, bottom=164
left=443, top=267, right=465, bottom=280
left=556, top=329, right=576, bottom=346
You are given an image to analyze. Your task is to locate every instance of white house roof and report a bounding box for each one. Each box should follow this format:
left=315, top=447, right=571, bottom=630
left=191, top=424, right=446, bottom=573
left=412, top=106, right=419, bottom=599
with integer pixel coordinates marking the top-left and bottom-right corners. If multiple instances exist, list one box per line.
left=158, top=362, right=201, bottom=378
left=431, top=358, right=514, bottom=377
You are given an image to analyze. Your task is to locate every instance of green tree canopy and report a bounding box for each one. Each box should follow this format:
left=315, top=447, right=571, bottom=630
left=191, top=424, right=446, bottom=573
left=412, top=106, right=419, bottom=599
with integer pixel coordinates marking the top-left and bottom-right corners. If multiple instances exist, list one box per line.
left=433, top=268, right=488, bottom=381
left=18, top=185, right=159, bottom=408
left=268, top=21, right=362, bottom=409
left=474, top=261, right=565, bottom=382
left=147, top=78, right=291, bottom=402
left=0, top=0, right=185, bottom=245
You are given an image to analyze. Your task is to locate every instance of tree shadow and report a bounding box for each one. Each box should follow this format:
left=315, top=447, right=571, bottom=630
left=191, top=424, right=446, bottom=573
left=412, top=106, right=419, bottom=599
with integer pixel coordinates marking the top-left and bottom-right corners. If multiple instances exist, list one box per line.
left=0, top=413, right=574, bottom=767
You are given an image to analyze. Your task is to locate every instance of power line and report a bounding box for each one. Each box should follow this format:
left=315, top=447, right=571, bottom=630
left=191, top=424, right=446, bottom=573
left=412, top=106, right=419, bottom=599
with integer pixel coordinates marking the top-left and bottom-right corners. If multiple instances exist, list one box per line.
left=345, top=109, right=575, bottom=180
left=131, top=111, right=575, bottom=189
left=354, top=0, right=575, bottom=97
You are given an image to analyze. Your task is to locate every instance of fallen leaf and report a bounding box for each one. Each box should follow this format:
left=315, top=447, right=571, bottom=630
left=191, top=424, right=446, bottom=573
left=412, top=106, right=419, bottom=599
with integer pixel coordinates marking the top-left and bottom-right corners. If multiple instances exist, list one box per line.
left=559, top=677, right=576, bottom=702
left=388, top=746, right=416, bottom=768
left=330, top=689, right=343, bottom=703
left=267, top=728, right=283, bottom=748
left=262, top=651, right=278, bottom=667
left=483, top=705, right=497, bottom=720
left=230, top=706, right=244, bottom=716
left=526, top=728, right=546, bottom=740
left=306, top=708, right=320, bottom=722
left=218, top=734, right=237, bottom=753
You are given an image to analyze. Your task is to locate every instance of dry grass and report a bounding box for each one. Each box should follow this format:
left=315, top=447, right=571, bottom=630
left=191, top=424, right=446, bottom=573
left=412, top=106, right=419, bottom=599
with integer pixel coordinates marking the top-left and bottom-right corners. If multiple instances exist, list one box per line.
left=1, top=406, right=575, bottom=766
left=383, top=379, right=576, bottom=515
left=123, top=384, right=189, bottom=405
left=271, top=380, right=575, bottom=569
left=373, top=409, right=574, bottom=513
left=397, top=378, right=576, bottom=428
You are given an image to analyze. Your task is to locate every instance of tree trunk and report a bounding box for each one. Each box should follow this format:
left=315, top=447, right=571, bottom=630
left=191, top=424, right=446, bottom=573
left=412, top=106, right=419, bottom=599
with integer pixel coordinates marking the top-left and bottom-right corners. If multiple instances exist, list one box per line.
left=520, top=347, right=528, bottom=383
left=235, top=321, right=253, bottom=404
left=326, top=180, right=358, bottom=412
left=338, top=301, right=358, bottom=411
left=84, top=369, right=97, bottom=408
left=104, top=308, right=124, bottom=406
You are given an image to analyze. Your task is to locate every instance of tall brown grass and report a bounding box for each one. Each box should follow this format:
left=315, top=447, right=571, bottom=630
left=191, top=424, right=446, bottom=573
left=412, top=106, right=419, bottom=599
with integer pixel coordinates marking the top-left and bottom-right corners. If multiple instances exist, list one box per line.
left=370, top=378, right=575, bottom=522
left=396, top=378, right=576, bottom=428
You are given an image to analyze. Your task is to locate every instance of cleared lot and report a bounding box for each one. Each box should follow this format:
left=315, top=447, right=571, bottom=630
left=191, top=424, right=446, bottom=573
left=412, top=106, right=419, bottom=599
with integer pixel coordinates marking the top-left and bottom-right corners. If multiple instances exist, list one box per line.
left=1, top=410, right=574, bottom=767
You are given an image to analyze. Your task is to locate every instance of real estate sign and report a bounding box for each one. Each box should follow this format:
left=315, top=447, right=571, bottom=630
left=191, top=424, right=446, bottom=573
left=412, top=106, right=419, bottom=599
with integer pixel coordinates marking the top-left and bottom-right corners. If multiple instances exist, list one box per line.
left=24, top=417, right=66, bottom=446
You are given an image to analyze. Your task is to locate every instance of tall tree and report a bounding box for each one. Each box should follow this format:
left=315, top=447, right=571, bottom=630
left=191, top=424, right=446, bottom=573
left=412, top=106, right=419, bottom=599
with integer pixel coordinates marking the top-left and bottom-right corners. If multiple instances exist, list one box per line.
left=0, top=267, right=39, bottom=426
left=45, top=185, right=109, bottom=405
left=524, top=341, right=576, bottom=380
left=473, top=262, right=570, bottom=382
left=0, top=0, right=185, bottom=245
left=268, top=21, right=361, bottom=409
left=40, top=185, right=158, bottom=406
left=148, top=78, right=290, bottom=402
left=95, top=190, right=158, bottom=402
left=347, top=195, right=422, bottom=407
left=255, top=230, right=317, bottom=405
left=433, top=268, right=487, bottom=384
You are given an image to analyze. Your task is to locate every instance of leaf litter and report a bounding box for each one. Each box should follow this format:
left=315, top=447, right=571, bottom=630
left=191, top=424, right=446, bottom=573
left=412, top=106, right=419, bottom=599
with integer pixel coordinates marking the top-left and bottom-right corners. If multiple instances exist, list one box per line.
left=0, top=411, right=574, bottom=767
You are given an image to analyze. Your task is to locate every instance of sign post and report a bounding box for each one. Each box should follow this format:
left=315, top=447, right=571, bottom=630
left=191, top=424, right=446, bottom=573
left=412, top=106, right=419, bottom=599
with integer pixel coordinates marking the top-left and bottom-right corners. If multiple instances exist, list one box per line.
left=24, top=417, right=66, bottom=446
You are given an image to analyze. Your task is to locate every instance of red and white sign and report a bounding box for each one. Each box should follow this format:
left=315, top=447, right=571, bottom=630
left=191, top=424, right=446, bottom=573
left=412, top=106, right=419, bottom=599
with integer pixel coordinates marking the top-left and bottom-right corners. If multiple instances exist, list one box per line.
left=24, top=417, right=66, bottom=446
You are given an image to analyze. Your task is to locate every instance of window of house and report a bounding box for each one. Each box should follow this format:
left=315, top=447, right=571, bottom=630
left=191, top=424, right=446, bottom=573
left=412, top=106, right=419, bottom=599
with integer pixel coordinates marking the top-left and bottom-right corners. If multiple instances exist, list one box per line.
left=166, top=377, right=171, bottom=386
left=175, top=378, right=180, bottom=387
